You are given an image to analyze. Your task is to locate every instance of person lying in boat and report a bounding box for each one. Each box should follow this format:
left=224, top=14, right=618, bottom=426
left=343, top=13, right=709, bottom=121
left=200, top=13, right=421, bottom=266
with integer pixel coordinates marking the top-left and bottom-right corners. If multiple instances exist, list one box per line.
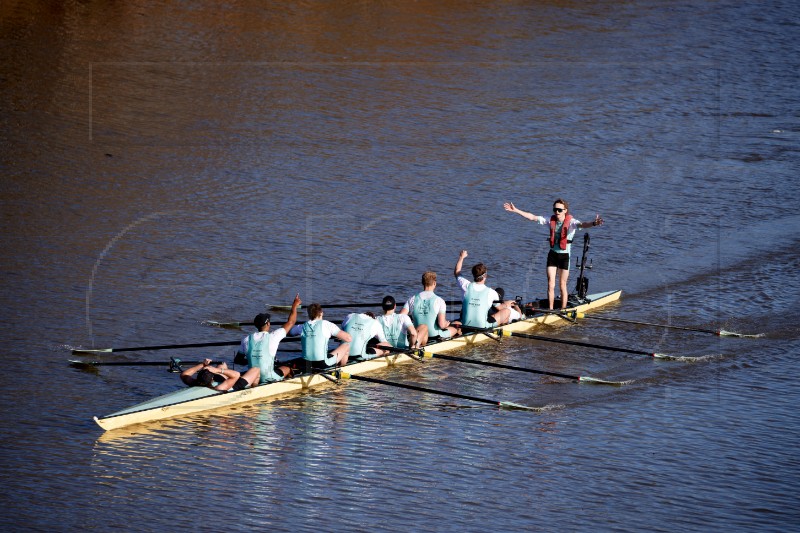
left=180, top=358, right=259, bottom=391
left=292, top=303, right=351, bottom=372
left=238, top=293, right=302, bottom=384
left=453, top=250, right=510, bottom=328
left=492, top=287, right=523, bottom=323
left=377, top=295, right=420, bottom=350
left=400, top=270, right=460, bottom=346
left=342, top=310, right=393, bottom=360
left=503, top=198, right=603, bottom=310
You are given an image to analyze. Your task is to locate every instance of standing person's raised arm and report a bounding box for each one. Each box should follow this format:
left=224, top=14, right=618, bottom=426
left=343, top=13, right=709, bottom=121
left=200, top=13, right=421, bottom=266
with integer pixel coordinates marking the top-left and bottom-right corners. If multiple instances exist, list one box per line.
left=503, top=202, right=537, bottom=221
left=578, top=214, right=604, bottom=229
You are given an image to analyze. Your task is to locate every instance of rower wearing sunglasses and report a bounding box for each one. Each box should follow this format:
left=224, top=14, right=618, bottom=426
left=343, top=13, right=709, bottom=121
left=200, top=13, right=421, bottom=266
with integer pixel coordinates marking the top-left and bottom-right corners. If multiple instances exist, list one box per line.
left=503, top=198, right=603, bottom=310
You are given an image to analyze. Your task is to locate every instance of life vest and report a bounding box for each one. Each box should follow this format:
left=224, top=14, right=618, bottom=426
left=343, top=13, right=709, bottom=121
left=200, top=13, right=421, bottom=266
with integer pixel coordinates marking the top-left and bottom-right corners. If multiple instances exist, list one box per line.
left=549, top=214, right=574, bottom=250
left=247, top=332, right=282, bottom=384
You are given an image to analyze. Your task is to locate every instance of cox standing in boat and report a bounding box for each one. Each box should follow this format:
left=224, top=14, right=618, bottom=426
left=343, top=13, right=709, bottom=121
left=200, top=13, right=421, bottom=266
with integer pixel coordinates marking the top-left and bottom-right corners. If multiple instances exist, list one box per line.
left=503, top=198, right=603, bottom=309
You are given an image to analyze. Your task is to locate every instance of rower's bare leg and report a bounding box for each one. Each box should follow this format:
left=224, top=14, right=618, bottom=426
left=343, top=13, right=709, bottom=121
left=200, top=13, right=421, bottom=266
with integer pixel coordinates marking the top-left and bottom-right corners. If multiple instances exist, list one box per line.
left=242, top=367, right=261, bottom=385
left=448, top=321, right=462, bottom=337
left=331, top=343, right=350, bottom=366
left=546, top=265, right=557, bottom=309
left=559, top=268, right=570, bottom=309
left=492, top=308, right=512, bottom=325
left=416, top=324, right=429, bottom=346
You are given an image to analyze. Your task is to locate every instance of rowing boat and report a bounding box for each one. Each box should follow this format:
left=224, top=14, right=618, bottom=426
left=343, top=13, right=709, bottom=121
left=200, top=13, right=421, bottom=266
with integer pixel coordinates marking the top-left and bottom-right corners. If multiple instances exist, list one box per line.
left=92, top=289, right=621, bottom=431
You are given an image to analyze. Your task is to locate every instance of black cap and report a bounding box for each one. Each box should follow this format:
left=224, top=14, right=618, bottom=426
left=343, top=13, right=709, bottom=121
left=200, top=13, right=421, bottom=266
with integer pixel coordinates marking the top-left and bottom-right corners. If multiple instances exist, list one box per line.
left=254, top=313, right=271, bottom=329
left=382, top=295, right=396, bottom=311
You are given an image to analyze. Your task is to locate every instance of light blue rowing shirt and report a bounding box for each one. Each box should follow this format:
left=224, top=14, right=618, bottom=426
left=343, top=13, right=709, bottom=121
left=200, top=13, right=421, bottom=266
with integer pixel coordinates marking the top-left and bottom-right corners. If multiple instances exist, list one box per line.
left=301, top=320, right=337, bottom=366
left=378, top=314, right=406, bottom=348
left=247, top=333, right=282, bottom=384
left=461, top=283, right=495, bottom=328
left=345, top=313, right=376, bottom=357
left=412, top=292, right=449, bottom=338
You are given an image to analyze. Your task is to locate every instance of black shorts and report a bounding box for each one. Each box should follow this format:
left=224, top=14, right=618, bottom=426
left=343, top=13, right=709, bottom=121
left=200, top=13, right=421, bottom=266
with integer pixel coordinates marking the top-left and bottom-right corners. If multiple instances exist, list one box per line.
left=547, top=250, right=571, bottom=270
left=232, top=377, right=250, bottom=391
left=365, top=337, right=381, bottom=354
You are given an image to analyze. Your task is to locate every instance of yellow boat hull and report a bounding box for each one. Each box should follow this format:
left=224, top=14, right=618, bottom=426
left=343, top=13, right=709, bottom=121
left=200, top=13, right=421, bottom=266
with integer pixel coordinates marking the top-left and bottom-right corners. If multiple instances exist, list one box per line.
left=94, top=290, right=621, bottom=431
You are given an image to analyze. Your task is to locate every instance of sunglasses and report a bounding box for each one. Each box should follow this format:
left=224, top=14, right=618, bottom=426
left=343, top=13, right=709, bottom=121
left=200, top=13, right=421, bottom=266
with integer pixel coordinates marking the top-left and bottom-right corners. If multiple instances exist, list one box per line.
left=553, top=207, right=565, bottom=213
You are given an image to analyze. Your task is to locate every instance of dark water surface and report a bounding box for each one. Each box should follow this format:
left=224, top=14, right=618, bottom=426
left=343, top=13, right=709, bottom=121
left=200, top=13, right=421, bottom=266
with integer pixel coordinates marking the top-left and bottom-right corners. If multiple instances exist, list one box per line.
left=2, top=1, right=799, bottom=531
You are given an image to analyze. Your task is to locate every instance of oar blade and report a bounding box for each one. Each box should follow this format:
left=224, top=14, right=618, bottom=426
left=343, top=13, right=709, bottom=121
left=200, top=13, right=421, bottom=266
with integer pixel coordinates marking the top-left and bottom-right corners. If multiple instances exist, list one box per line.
left=201, top=320, right=251, bottom=330
left=71, top=348, right=112, bottom=355
left=718, top=330, right=764, bottom=338
left=268, top=305, right=300, bottom=312
left=69, top=359, right=96, bottom=369
left=497, top=401, right=542, bottom=411
left=577, top=376, right=626, bottom=386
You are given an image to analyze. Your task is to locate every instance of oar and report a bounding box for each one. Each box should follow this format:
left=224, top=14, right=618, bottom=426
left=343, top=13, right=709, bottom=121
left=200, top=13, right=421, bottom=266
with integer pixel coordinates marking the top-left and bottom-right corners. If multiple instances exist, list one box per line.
left=333, top=371, right=538, bottom=410
left=269, top=300, right=464, bottom=311
left=70, top=337, right=301, bottom=355
left=504, top=330, right=670, bottom=359
left=567, top=312, right=761, bottom=338
left=69, top=359, right=223, bottom=367
left=69, top=358, right=222, bottom=371
left=204, top=316, right=347, bottom=329
left=423, top=352, right=623, bottom=385
left=202, top=320, right=254, bottom=329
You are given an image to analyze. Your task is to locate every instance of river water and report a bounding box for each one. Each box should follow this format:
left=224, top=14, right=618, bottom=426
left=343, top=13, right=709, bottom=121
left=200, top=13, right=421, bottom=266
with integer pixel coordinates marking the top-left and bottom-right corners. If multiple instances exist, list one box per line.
left=2, top=0, right=799, bottom=531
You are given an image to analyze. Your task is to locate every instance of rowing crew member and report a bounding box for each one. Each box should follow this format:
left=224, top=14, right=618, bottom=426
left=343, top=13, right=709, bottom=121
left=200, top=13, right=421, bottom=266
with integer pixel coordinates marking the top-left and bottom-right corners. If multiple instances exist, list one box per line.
left=503, top=198, right=603, bottom=309
left=293, top=303, right=351, bottom=371
left=239, top=293, right=302, bottom=384
left=453, top=250, right=511, bottom=328
left=342, top=311, right=392, bottom=359
left=377, top=295, right=419, bottom=350
left=493, top=287, right=523, bottom=322
left=400, top=270, right=460, bottom=346
left=181, top=358, right=259, bottom=391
